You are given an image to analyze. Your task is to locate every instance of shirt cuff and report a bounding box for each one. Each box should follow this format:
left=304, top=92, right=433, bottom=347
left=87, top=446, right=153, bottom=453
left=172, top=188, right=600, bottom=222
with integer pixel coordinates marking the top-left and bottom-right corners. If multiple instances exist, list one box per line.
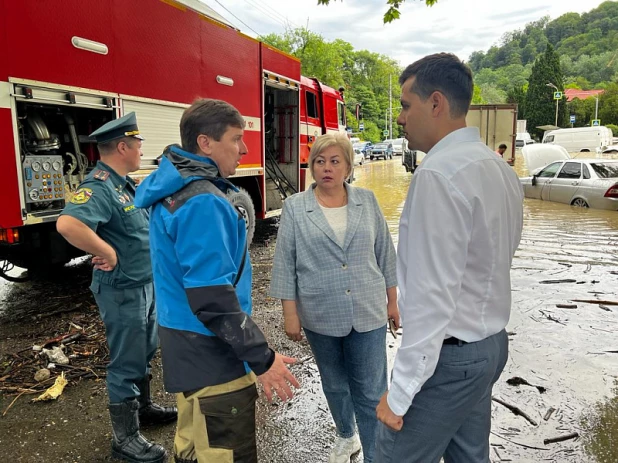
left=387, top=380, right=416, bottom=416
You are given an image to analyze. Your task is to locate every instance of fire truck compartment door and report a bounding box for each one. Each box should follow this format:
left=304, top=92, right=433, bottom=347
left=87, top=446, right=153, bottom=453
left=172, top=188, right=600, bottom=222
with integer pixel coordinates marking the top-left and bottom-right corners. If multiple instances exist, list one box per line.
left=121, top=98, right=187, bottom=166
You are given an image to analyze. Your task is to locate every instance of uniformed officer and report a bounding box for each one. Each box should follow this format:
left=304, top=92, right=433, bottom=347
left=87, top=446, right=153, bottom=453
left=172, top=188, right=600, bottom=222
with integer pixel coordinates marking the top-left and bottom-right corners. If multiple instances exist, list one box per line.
left=57, top=112, right=175, bottom=463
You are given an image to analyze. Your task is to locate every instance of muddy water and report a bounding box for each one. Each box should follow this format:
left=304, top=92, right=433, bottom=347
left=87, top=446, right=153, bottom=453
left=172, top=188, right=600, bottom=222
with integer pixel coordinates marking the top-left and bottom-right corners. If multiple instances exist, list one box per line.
left=351, top=157, right=618, bottom=462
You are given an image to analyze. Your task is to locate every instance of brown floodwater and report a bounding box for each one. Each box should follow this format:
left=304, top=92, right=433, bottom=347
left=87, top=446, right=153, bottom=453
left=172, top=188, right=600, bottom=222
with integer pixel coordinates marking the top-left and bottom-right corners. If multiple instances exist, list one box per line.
left=352, top=156, right=618, bottom=462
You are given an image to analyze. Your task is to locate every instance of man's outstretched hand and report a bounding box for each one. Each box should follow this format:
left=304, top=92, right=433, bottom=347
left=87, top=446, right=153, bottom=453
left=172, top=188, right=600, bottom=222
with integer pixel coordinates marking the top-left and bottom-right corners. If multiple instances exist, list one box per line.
left=257, top=353, right=300, bottom=402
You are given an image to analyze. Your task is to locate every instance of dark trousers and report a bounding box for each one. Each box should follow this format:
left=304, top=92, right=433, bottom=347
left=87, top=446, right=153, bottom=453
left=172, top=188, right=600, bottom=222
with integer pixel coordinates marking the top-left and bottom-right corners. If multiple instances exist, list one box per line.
left=375, top=330, right=509, bottom=463
left=91, top=280, right=158, bottom=403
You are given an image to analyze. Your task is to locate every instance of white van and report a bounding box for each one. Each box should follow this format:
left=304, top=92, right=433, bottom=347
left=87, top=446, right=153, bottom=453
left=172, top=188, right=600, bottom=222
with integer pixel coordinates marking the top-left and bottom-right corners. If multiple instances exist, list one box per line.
left=542, top=126, right=613, bottom=152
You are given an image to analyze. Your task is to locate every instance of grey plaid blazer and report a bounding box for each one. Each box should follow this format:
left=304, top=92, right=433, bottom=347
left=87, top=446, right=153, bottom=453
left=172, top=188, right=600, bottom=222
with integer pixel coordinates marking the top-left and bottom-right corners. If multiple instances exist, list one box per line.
left=270, top=183, right=397, bottom=336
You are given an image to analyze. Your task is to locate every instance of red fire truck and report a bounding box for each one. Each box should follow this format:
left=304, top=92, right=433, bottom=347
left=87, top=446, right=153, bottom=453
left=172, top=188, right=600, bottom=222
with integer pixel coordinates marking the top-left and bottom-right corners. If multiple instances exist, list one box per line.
left=0, top=0, right=346, bottom=281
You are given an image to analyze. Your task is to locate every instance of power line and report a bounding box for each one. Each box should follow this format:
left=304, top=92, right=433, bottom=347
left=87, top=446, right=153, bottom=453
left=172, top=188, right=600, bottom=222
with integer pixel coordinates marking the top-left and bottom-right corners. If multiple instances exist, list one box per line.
left=243, top=0, right=297, bottom=30
left=210, top=0, right=262, bottom=36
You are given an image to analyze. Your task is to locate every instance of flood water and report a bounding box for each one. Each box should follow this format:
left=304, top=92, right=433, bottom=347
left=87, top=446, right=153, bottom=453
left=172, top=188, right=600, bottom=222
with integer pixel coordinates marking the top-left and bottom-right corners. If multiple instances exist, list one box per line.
left=352, top=154, right=618, bottom=462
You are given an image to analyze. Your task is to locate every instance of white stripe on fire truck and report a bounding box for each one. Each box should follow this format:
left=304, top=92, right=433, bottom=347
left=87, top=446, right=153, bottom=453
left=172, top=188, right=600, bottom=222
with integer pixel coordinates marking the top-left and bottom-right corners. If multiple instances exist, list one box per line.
left=0, top=82, right=11, bottom=109
left=243, top=116, right=261, bottom=132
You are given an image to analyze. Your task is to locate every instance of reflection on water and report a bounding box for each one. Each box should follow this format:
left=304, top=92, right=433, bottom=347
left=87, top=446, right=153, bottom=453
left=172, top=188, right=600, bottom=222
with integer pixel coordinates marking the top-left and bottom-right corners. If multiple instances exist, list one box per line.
left=581, top=385, right=618, bottom=463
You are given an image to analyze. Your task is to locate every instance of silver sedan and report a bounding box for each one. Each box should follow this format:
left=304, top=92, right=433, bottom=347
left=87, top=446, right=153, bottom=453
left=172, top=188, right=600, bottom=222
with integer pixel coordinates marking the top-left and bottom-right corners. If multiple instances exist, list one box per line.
left=520, top=158, right=618, bottom=210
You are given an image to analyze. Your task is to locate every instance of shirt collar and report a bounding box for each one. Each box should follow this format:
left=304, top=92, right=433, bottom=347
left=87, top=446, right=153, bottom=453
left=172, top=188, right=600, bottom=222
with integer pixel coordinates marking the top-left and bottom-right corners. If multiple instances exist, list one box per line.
left=425, top=127, right=481, bottom=160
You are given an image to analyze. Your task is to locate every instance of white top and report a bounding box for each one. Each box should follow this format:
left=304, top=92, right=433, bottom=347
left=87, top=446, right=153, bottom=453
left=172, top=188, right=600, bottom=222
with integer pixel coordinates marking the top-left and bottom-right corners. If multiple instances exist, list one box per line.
left=319, top=204, right=348, bottom=247
left=388, top=127, right=524, bottom=416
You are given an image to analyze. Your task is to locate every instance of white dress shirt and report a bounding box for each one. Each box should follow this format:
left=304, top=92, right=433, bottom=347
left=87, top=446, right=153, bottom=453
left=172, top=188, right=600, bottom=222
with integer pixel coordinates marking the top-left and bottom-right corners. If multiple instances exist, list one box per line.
left=388, top=127, right=524, bottom=416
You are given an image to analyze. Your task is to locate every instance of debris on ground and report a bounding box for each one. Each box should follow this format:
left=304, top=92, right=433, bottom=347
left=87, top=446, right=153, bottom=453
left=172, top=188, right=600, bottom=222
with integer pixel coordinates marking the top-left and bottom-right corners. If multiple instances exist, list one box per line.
left=33, top=372, right=68, bottom=402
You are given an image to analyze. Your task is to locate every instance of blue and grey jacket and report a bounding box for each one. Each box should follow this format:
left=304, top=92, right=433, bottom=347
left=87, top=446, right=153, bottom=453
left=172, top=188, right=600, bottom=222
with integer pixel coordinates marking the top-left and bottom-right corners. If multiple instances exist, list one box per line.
left=134, top=145, right=274, bottom=393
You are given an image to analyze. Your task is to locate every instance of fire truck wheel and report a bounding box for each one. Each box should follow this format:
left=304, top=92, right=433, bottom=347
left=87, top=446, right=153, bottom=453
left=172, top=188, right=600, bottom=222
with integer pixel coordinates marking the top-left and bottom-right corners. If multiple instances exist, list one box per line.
left=227, top=188, right=256, bottom=246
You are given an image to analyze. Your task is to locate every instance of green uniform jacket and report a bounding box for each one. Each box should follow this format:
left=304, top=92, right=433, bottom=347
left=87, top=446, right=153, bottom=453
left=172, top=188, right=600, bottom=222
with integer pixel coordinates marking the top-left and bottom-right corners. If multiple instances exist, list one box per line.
left=60, top=161, right=152, bottom=288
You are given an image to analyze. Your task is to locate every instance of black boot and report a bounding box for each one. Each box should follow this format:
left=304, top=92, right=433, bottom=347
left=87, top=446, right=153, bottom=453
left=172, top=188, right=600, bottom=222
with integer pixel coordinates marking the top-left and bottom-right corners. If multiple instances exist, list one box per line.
left=109, top=400, right=168, bottom=463
left=137, top=375, right=178, bottom=426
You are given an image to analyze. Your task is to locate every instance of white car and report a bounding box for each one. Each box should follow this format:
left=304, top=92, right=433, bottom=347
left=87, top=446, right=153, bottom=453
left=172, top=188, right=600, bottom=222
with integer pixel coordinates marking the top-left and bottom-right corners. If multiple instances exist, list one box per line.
left=520, top=144, right=618, bottom=210
left=353, top=148, right=364, bottom=166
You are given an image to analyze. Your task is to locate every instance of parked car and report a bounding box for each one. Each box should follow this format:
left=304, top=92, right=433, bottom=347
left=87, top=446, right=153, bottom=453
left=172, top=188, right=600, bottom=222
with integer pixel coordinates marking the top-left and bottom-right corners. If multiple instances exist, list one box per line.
left=369, top=142, right=393, bottom=160
left=402, top=149, right=426, bottom=173
left=352, top=141, right=373, bottom=158
left=515, top=132, right=535, bottom=148
left=603, top=144, right=618, bottom=154
left=353, top=148, right=364, bottom=166
left=385, top=138, right=407, bottom=156
left=520, top=144, right=618, bottom=210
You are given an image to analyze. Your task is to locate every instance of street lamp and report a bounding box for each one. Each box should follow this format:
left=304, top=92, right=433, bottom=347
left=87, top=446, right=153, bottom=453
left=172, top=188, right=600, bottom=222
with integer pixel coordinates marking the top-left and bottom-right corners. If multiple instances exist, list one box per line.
left=546, top=82, right=560, bottom=127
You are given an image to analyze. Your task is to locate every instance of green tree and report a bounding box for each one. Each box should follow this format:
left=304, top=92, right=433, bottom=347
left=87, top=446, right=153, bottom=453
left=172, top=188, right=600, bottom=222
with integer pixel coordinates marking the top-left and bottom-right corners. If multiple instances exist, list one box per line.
left=598, top=82, right=618, bottom=127
left=524, top=44, right=568, bottom=137
left=316, top=0, right=439, bottom=23
left=507, top=86, right=527, bottom=119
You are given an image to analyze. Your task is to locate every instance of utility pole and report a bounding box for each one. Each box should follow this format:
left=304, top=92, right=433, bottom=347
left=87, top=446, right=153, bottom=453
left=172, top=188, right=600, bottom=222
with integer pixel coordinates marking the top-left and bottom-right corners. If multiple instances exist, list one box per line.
left=389, top=74, right=392, bottom=140
left=546, top=82, right=560, bottom=127
left=595, top=94, right=599, bottom=120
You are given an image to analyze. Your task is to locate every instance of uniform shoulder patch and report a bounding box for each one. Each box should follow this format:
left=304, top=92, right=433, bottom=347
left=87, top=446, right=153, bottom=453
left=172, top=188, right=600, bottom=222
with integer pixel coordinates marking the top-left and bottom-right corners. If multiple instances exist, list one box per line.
left=70, top=187, right=93, bottom=204
left=93, top=170, right=110, bottom=181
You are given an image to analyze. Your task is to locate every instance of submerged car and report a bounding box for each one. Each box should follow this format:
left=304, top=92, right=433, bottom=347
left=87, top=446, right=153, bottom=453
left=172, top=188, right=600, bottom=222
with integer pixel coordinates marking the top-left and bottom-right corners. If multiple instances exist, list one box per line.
left=352, top=141, right=373, bottom=158
left=353, top=148, right=364, bottom=166
left=520, top=144, right=618, bottom=210
left=369, top=142, right=393, bottom=160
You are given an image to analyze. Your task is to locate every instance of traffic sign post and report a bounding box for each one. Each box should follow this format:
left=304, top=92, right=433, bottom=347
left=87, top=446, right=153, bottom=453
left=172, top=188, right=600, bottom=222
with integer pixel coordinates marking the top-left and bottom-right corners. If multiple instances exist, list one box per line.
left=569, top=115, right=575, bottom=128
left=383, top=130, right=389, bottom=137
left=591, top=119, right=601, bottom=127
left=359, top=122, right=364, bottom=131
left=553, top=91, right=563, bottom=100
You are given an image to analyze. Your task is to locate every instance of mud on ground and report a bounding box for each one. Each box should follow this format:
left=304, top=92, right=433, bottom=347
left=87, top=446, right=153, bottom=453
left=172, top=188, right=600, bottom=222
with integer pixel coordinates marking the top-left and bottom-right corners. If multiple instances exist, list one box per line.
left=0, top=221, right=353, bottom=463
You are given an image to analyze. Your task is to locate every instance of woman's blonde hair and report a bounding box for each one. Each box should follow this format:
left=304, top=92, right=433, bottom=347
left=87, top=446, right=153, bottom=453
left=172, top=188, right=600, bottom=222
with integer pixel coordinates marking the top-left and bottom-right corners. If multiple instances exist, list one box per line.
left=308, top=133, right=354, bottom=179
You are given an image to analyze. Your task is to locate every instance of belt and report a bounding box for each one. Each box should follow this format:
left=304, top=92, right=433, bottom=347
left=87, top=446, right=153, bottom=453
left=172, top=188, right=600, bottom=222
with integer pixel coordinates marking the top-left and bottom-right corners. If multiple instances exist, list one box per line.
left=443, top=337, right=467, bottom=346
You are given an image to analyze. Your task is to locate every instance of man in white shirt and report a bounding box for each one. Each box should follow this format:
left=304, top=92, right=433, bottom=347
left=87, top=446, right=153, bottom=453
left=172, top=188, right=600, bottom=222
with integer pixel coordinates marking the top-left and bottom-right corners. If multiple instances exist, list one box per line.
left=375, top=53, right=524, bottom=463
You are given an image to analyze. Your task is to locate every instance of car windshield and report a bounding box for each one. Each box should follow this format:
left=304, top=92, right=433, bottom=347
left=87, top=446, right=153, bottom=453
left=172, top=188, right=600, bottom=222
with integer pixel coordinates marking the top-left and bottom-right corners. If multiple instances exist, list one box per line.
left=590, top=162, right=618, bottom=178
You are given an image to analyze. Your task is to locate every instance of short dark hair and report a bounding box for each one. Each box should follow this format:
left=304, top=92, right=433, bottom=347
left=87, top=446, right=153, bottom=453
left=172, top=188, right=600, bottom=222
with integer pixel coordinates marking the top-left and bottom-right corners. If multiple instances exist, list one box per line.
left=98, top=137, right=137, bottom=156
left=499, top=143, right=507, bottom=150
left=180, top=99, right=245, bottom=154
left=399, top=53, right=473, bottom=118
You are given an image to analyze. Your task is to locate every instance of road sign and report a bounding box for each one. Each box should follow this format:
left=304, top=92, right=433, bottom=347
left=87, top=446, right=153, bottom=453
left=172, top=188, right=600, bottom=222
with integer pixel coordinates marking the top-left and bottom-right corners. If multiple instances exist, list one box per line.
left=553, top=91, right=563, bottom=100
left=383, top=130, right=389, bottom=137
left=569, top=115, right=576, bottom=123
left=591, top=119, right=601, bottom=127
left=359, top=123, right=364, bottom=131
left=346, top=127, right=353, bottom=133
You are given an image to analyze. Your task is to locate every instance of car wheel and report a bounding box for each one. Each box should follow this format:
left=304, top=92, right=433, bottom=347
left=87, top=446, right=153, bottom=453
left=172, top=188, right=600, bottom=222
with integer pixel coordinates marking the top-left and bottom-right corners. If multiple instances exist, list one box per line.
left=571, top=198, right=589, bottom=208
left=370, top=156, right=374, bottom=160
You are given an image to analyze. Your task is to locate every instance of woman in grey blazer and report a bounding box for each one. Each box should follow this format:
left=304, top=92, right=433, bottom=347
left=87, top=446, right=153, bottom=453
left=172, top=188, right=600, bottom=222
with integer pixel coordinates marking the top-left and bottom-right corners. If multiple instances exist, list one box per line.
left=270, top=133, right=398, bottom=463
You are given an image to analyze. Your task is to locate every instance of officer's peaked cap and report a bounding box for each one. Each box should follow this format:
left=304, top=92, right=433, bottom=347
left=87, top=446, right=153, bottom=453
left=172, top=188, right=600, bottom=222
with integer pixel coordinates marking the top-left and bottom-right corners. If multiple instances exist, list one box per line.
left=89, top=112, right=144, bottom=144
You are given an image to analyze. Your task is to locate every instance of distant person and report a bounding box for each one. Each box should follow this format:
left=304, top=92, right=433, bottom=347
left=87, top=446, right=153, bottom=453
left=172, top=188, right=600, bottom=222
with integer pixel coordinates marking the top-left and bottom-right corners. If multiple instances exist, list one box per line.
left=57, top=113, right=174, bottom=463
left=375, top=53, right=524, bottom=463
left=271, top=133, right=399, bottom=463
left=134, top=98, right=299, bottom=463
left=496, top=143, right=507, bottom=157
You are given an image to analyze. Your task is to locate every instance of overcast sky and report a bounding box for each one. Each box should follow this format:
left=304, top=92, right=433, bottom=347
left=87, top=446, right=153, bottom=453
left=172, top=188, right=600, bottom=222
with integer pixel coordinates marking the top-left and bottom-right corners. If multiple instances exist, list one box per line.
left=205, top=0, right=606, bottom=66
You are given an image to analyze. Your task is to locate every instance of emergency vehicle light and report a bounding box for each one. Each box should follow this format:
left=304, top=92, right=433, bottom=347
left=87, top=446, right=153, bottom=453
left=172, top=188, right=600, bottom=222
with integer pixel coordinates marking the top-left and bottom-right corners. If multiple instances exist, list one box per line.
left=0, top=228, right=20, bottom=244
left=71, top=37, right=109, bottom=55
left=216, top=76, right=234, bottom=87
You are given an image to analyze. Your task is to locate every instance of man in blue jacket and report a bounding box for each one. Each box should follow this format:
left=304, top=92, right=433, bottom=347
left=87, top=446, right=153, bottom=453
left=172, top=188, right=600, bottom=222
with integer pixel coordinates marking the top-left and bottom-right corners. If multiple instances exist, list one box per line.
left=135, top=98, right=299, bottom=463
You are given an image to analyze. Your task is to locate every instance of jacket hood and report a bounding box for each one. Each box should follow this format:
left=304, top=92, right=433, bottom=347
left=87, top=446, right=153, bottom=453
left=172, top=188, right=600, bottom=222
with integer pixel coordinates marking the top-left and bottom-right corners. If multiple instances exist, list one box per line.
left=135, top=145, right=224, bottom=208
